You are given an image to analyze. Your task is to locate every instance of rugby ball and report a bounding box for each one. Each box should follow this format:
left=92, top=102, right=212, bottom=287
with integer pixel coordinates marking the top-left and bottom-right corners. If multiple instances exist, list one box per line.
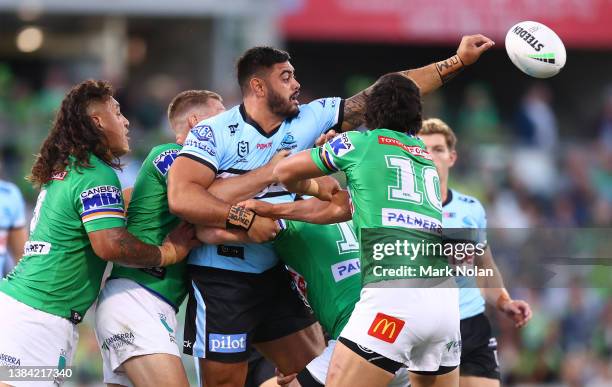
left=505, top=21, right=566, bottom=78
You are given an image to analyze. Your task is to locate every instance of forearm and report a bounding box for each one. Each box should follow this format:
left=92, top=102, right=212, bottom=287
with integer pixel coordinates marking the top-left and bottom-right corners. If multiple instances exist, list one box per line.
left=105, top=229, right=164, bottom=268
left=475, top=247, right=509, bottom=306
left=209, top=167, right=275, bottom=203
left=169, top=181, right=231, bottom=228
left=8, top=227, right=28, bottom=263
left=196, top=226, right=250, bottom=245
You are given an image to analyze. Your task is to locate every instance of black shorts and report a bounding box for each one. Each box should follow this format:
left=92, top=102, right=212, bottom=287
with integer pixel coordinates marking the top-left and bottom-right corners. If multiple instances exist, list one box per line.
left=460, top=313, right=500, bottom=380
left=183, top=264, right=315, bottom=362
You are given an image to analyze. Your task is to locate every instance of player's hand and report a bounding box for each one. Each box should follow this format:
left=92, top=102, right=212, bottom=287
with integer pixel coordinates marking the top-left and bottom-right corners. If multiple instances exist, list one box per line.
left=313, top=176, right=341, bottom=201
left=498, top=299, right=532, bottom=328
left=160, top=221, right=201, bottom=266
left=247, top=215, right=280, bottom=243
left=315, top=130, right=337, bottom=147
left=238, top=199, right=278, bottom=219
left=275, top=368, right=298, bottom=386
left=457, top=34, right=495, bottom=65
left=265, top=150, right=291, bottom=181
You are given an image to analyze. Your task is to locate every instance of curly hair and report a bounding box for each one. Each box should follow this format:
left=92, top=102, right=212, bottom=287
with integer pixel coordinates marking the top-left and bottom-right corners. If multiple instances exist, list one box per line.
left=364, top=73, right=422, bottom=134
left=28, top=79, right=120, bottom=187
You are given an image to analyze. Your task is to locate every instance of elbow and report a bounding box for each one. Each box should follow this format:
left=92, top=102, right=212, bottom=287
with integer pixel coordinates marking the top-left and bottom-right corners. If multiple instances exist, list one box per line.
left=168, top=187, right=188, bottom=218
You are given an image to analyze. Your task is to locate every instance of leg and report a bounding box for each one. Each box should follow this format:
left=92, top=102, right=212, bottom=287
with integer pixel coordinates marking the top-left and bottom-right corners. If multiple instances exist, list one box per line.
left=410, top=368, right=459, bottom=387
left=325, top=340, right=394, bottom=387
left=199, top=358, right=248, bottom=387
left=122, top=353, right=189, bottom=387
left=460, top=376, right=499, bottom=387
left=254, top=322, right=325, bottom=374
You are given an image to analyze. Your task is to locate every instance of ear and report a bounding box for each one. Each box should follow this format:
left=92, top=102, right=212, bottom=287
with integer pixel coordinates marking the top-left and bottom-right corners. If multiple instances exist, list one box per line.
left=449, top=149, right=458, bottom=168
left=187, top=113, right=201, bottom=129
left=249, top=77, right=266, bottom=97
left=89, top=113, right=103, bottom=129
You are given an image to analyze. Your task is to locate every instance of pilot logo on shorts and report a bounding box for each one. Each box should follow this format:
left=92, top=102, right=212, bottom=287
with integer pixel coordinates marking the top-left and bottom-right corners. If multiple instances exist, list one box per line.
left=367, top=313, right=405, bottom=343
left=192, top=125, right=216, bottom=146
left=208, top=333, right=247, bottom=353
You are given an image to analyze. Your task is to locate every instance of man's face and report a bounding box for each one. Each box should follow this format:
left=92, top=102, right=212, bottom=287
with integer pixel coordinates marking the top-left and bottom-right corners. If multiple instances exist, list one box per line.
left=419, top=133, right=456, bottom=184
left=263, top=61, right=300, bottom=118
left=90, top=97, right=130, bottom=157
left=175, top=99, right=226, bottom=144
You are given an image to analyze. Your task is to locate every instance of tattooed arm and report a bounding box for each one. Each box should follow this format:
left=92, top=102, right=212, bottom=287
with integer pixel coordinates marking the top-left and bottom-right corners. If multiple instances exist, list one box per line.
left=88, top=221, right=199, bottom=267
left=341, top=34, right=494, bottom=131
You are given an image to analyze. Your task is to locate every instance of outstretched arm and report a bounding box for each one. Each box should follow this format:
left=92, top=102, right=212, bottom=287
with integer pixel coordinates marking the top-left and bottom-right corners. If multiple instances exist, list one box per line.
left=341, top=34, right=495, bottom=131
left=273, top=150, right=338, bottom=200
left=476, top=246, right=532, bottom=328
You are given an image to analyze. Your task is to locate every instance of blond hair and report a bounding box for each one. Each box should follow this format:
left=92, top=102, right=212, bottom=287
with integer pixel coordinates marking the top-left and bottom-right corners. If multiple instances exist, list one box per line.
left=167, top=90, right=223, bottom=124
left=420, top=118, right=457, bottom=150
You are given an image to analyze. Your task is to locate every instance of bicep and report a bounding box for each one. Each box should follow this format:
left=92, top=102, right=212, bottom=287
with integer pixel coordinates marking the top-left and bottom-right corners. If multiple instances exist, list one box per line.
left=341, top=90, right=369, bottom=131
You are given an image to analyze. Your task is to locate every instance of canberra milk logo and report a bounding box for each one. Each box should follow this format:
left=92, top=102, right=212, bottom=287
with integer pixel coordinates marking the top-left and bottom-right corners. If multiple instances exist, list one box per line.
left=208, top=333, right=247, bottom=353
left=153, top=149, right=179, bottom=175
left=331, top=258, right=361, bottom=282
left=80, top=185, right=122, bottom=211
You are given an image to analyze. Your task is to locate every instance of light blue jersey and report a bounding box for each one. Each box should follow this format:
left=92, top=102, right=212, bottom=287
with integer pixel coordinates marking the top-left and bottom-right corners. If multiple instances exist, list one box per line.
left=0, top=180, right=26, bottom=277
left=442, top=188, right=487, bottom=320
left=179, top=98, right=343, bottom=273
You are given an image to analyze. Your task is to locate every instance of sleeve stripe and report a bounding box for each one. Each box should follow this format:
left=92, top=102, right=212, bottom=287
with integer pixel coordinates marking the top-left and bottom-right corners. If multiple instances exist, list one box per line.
left=177, top=152, right=218, bottom=174
left=327, top=99, right=345, bottom=133
left=82, top=212, right=125, bottom=223
left=321, top=147, right=339, bottom=172
left=81, top=207, right=124, bottom=217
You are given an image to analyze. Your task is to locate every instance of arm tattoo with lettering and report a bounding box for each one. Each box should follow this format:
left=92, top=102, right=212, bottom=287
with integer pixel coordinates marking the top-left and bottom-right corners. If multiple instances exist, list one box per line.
left=435, top=55, right=464, bottom=83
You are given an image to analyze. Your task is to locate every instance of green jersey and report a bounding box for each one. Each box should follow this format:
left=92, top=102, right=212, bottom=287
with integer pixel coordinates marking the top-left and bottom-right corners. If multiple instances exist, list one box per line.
left=0, top=154, right=125, bottom=321
left=311, top=129, right=445, bottom=285
left=274, top=220, right=361, bottom=339
left=110, top=143, right=186, bottom=309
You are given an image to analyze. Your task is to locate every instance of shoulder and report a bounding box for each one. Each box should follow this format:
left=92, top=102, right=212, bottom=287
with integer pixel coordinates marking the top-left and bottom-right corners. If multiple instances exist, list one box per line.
left=300, top=97, right=342, bottom=111
left=146, top=143, right=181, bottom=175
left=0, top=180, right=21, bottom=197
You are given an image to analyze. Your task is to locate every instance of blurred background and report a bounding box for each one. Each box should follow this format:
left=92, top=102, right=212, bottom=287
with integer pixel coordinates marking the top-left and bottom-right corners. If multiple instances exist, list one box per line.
left=0, top=0, right=610, bottom=385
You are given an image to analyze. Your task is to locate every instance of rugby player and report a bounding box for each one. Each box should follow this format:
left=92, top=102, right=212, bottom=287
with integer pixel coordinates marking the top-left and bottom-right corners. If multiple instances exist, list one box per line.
left=0, top=80, right=197, bottom=387
left=168, top=35, right=494, bottom=386
left=0, top=177, right=27, bottom=277
left=419, top=118, right=532, bottom=387
left=273, top=73, right=461, bottom=387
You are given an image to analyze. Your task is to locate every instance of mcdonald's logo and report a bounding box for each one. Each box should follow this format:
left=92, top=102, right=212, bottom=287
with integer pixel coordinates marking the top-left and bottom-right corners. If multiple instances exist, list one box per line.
left=367, top=313, right=405, bottom=343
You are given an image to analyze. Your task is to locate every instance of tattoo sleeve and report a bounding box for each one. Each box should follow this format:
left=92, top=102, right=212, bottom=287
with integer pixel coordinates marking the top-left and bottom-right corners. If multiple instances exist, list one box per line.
left=113, top=229, right=162, bottom=267
left=342, top=84, right=375, bottom=131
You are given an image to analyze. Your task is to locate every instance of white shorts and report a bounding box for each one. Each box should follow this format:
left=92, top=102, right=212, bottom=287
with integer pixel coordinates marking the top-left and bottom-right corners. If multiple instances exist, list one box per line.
left=339, top=283, right=461, bottom=372
left=94, top=278, right=180, bottom=385
left=0, top=292, right=78, bottom=387
left=307, top=340, right=410, bottom=386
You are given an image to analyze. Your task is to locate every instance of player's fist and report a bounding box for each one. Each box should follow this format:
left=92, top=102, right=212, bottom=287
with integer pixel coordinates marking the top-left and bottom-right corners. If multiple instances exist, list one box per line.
left=313, top=176, right=341, bottom=201
left=457, top=34, right=495, bottom=65
left=160, top=221, right=201, bottom=266
left=498, top=299, right=533, bottom=328
left=315, top=130, right=337, bottom=147
left=238, top=199, right=277, bottom=219
left=247, top=215, right=280, bottom=243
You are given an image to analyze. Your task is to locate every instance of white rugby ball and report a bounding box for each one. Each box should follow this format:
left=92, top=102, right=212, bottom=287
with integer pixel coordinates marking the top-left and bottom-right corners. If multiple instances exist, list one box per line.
left=505, top=21, right=566, bottom=78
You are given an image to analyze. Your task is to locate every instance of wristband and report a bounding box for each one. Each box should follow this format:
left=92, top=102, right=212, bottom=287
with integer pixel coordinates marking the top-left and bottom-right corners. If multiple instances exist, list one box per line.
left=226, top=205, right=257, bottom=231
left=496, top=289, right=512, bottom=311
left=435, top=55, right=464, bottom=84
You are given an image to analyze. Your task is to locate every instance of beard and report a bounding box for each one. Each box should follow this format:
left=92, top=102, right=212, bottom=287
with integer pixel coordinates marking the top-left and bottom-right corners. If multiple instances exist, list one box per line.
left=266, top=86, right=299, bottom=119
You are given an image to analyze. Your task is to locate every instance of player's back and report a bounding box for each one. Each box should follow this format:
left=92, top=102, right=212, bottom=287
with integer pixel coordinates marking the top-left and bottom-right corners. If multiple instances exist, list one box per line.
left=321, top=129, right=442, bottom=235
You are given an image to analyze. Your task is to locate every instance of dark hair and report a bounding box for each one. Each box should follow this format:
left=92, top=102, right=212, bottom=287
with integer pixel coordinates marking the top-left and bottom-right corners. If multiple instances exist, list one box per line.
left=365, top=73, right=422, bottom=133
left=167, top=89, right=223, bottom=123
left=236, top=46, right=291, bottom=92
left=28, top=79, right=120, bottom=187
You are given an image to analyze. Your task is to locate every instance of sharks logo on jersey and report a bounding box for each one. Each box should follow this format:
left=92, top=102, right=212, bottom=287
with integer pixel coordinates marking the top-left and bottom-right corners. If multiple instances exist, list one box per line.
left=192, top=125, right=216, bottom=146
left=280, top=133, right=297, bottom=150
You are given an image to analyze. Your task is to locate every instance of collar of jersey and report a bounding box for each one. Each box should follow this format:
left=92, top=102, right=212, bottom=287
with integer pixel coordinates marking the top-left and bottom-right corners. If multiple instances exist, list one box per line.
left=442, top=188, right=453, bottom=207
left=239, top=104, right=282, bottom=138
